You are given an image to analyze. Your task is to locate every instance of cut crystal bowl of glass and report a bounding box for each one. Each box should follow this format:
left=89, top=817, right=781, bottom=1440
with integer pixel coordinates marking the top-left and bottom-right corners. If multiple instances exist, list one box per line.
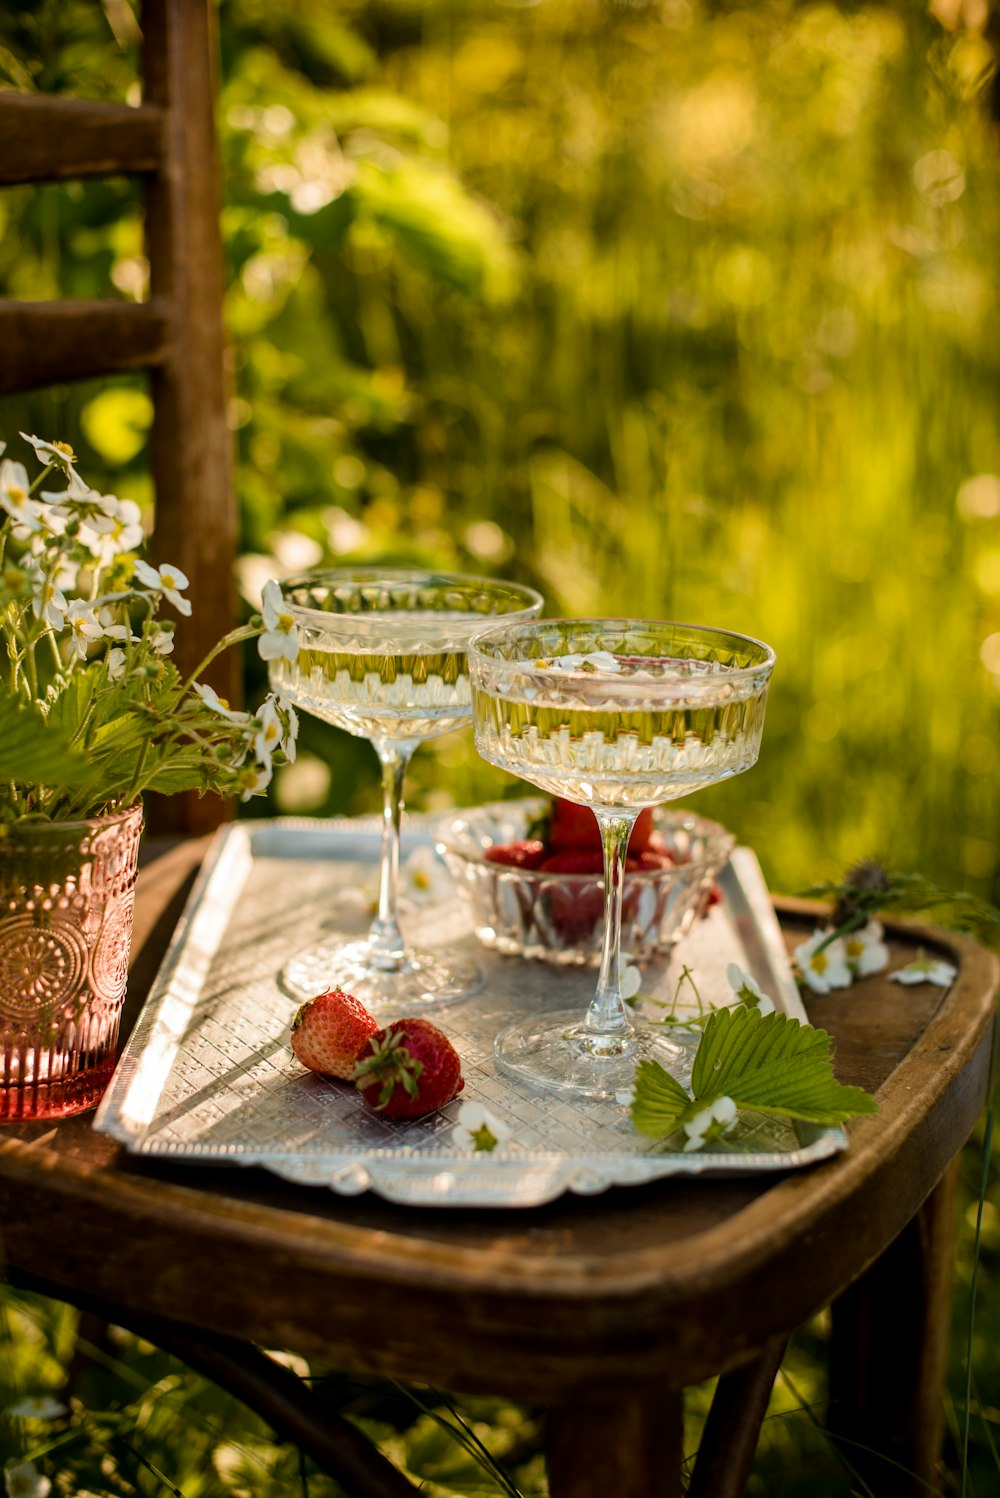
left=435, top=798, right=734, bottom=966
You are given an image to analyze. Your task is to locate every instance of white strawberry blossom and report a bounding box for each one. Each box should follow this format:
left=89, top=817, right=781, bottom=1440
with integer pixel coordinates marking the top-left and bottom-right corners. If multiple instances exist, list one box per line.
left=275, top=691, right=298, bottom=758
left=132, top=559, right=192, bottom=616
left=452, top=1100, right=512, bottom=1153
left=0, top=459, right=43, bottom=532
left=3, top=1461, right=52, bottom=1498
left=842, top=920, right=890, bottom=977
left=106, top=647, right=127, bottom=681
left=193, top=682, right=252, bottom=724
left=240, top=763, right=273, bottom=801
left=64, top=601, right=104, bottom=661
left=542, top=650, right=622, bottom=674
left=258, top=578, right=300, bottom=661
left=682, top=1095, right=737, bottom=1153
left=254, top=696, right=284, bottom=767
left=794, top=929, right=853, bottom=994
left=97, top=605, right=132, bottom=642
left=19, top=431, right=78, bottom=474
left=889, top=953, right=957, bottom=988
left=401, top=845, right=451, bottom=903
left=29, top=570, right=68, bottom=630
left=727, top=962, right=775, bottom=1015
left=149, top=625, right=175, bottom=655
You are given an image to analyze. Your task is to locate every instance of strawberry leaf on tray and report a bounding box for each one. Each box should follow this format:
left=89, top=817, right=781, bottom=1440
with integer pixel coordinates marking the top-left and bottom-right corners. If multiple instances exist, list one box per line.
left=631, top=1006, right=878, bottom=1146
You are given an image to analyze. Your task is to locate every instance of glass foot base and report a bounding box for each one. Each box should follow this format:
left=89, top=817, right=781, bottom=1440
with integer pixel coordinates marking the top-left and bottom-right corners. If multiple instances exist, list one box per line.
left=494, top=1009, right=692, bottom=1103
left=280, top=937, right=483, bottom=1018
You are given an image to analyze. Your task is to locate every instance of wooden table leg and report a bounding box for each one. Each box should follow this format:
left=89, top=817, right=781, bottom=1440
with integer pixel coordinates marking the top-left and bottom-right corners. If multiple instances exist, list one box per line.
left=545, top=1383, right=683, bottom=1498
left=829, top=1159, right=959, bottom=1497
left=687, top=1336, right=787, bottom=1498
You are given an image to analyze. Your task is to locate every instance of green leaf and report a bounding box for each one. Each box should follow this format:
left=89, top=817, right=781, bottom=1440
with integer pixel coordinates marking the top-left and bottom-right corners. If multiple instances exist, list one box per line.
left=45, top=670, right=96, bottom=743
left=631, top=1007, right=878, bottom=1142
left=691, top=1008, right=878, bottom=1126
left=0, top=691, right=89, bottom=787
left=630, top=1059, right=693, bottom=1138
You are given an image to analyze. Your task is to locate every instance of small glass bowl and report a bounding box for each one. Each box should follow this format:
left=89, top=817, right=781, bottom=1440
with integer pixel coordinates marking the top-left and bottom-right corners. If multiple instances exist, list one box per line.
left=435, top=799, right=734, bottom=966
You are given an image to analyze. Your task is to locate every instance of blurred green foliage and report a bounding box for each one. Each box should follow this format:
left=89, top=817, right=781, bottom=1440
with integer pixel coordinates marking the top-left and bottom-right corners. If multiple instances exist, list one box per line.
left=2, top=1, right=1000, bottom=1494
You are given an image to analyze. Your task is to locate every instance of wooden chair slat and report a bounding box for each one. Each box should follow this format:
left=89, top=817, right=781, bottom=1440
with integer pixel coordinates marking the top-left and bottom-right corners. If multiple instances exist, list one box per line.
left=0, top=299, right=171, bottom=394
left=0, top=93, right=165, bottom=184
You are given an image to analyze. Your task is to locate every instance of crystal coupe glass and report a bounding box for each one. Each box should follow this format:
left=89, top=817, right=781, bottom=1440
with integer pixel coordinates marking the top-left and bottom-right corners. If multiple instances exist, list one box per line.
left=468, top=618, right=775, bottom=1100
left=269, top=568, right=543, bottom=1011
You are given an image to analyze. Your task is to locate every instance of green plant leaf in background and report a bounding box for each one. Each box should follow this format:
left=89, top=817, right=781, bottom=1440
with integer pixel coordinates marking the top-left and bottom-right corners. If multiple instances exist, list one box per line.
left=632, top=1007, right=878, bottom=1140
left=0, top=692, right=89, bottom=790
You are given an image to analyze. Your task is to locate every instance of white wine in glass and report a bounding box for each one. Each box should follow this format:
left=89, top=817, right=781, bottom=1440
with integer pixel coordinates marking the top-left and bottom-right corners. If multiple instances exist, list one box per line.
left=468, top=618, right=775, bottom=1101
left=270, top=568, right=543, bottom=1013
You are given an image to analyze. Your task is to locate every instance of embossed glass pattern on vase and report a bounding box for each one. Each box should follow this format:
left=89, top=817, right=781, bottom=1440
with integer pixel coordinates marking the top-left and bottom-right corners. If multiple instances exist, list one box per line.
left=0, top=802, right=143, bottom=1120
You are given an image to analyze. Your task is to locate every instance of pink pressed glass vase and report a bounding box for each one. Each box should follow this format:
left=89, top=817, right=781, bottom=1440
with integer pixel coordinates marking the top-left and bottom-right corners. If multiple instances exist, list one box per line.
left=0, top=802, right=143, bottom=1121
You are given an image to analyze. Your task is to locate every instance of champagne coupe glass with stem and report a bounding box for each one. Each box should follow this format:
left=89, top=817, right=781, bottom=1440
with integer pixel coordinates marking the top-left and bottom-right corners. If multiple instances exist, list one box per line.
left=468, top=618, right=775, bottom=1101
left=269, top=568, right=543, bottom=1013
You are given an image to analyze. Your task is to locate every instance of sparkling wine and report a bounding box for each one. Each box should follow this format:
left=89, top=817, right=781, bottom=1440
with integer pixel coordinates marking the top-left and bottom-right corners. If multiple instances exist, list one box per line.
left=471, top=654, right=770, bottom=806
left=271, top=633, right=472, bottom=742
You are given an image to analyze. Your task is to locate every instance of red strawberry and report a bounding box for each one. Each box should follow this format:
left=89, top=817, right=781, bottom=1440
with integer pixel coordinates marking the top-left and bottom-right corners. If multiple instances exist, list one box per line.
left=539, top=849, right=607, bottom=875
left=484, top=839, right=546, bottom=869
left=353, top=1017, right=464, bottom=1120
left=547, top=798, right=656, bottom=855
left=290, top=990, right=379, bottom=1080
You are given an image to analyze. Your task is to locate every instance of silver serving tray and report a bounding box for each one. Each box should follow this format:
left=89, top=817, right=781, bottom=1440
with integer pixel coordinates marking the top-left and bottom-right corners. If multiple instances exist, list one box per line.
left=94, top=816, right=847, bottom=1207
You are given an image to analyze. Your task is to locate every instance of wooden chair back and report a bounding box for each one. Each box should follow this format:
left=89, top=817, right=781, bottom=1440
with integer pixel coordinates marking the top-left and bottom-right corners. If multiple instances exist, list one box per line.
left=0, top=0, right=235, bottom=833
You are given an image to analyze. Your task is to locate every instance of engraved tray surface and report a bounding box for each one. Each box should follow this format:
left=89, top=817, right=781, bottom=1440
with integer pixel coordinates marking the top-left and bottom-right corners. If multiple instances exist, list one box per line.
left=94, top=816, right=847, bottom=1207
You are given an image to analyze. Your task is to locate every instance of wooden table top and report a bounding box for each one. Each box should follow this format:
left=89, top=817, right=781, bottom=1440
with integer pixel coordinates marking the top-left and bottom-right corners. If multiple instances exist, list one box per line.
left=1, top=837, right=996, bottom=1401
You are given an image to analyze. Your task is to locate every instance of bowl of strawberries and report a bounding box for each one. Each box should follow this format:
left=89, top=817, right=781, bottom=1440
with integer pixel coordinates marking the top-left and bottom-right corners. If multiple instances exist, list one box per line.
left=435, top=797, right=734, bottom=966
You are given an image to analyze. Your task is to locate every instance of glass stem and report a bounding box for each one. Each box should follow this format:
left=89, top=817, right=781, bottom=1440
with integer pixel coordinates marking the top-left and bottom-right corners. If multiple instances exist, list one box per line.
left=367, top=741, right=414, bottom=971
left=586, top=808, right=639, bottom=1039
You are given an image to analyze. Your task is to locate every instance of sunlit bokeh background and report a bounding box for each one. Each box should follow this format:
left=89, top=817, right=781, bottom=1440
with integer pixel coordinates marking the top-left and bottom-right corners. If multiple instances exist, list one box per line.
left=1, top=2, right=999, bottom=1493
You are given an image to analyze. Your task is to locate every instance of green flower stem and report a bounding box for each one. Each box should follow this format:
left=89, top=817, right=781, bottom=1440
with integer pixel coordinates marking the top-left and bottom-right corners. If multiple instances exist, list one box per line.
left=26, top=461, right=58, bottom=496
left=45, top=628, right=63, bottom=677
left=180, top=623, right=261, bottom=695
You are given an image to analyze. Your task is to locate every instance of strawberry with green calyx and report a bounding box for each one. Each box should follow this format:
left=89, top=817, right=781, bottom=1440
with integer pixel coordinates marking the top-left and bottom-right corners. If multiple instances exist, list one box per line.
left=290, top=989, right=379, bottom=1079
left=353, top=1017, right=464, bottom=1119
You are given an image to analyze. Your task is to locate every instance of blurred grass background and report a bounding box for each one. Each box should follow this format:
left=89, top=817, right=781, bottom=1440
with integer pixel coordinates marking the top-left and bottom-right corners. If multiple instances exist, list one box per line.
left=1, top=0, right=999, bottom=1493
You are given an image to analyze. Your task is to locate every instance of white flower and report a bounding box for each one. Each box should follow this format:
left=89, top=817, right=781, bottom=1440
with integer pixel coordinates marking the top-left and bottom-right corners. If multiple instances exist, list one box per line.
left=64, top=601, right=104, bottom=660
left=621, top=962, right=643, bottom=1001
left=132, top=559, right=192, bottom=615
left=682, top=1095, right=737, bottom=1153
left=275, top=691, right=298, bottom=762
left=401, top=845, right=451, bottom=902
left=258, top=578, right=300, bottom=661
left=889, top=953, right=957, bottom=988
left=552, top=650, right=622, bottom=674
left=727, top=962, right=775, bottom=1014
left=88, top=496, right=143, bottom=557
left=193, top=682, right=252, bottom=724
left=842, top=920, right=890, bottom=978
left=149, top=626, right=175, bottom=655
left=96, top=605, right=131, bottom=643
left=253, top=696, right=284, bottom=768
left=107, top=647, right=127, bottom=681
left=453, top=1100, right=512, bottom=1153
left=29, top=571, right=68, bottom=630
left=240, top=763, right=273, bottom=801
left=794, top=929, right=853, bottom=994
left=4, top=1460, right=52, bottom=1498
left=0, top=459, right=43, bottom=532
left=19, top=431, right=78, bottom=475
left=5, top=1395, right=67, bottom=1421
